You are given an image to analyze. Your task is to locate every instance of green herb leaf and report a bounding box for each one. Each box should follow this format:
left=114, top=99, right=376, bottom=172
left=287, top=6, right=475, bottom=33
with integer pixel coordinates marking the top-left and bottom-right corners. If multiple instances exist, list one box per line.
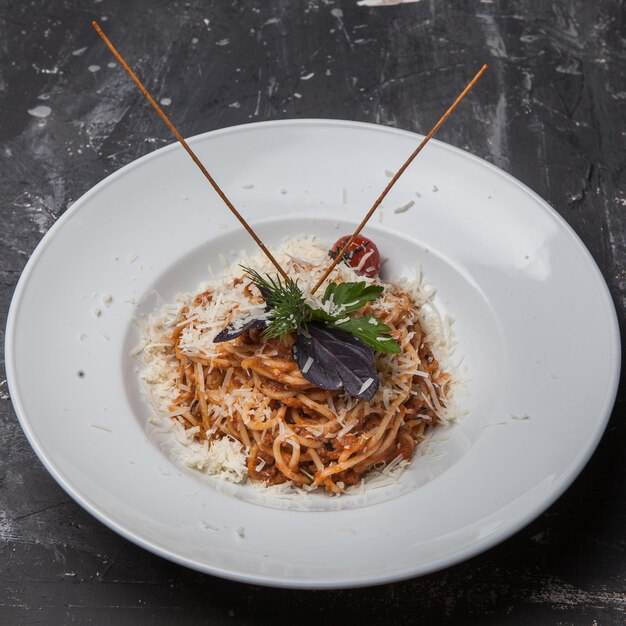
left=332, top=316, right=401, bottom=354
left=321, top=281, right=384, bottom=315
left=293, top=322, right=379, bottom=400
left=241, top=266, right=311, bottom=338
left=309, top=308, right=335, bottom=323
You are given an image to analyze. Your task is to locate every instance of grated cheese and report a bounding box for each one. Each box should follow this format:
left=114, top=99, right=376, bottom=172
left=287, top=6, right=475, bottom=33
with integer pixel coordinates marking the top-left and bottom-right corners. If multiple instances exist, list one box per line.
left=394, top=200, right=415, bottom=214
left=337, top=419, right=358, bottom=438
left=89, top=422, right=111, bottom=432
left=354, top=249, right=374, bottom=272
left=382, top=454, right=405, bottom=475
left=358, top=378, right=374, bottom=395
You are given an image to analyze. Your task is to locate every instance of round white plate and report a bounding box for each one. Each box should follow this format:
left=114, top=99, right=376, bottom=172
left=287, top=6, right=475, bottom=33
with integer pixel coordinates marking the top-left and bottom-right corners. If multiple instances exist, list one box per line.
left=5, top=120, right=620, bottom=588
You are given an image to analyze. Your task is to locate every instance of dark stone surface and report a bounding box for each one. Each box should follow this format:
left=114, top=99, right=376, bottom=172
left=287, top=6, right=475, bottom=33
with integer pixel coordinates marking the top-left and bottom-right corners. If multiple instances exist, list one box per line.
left=1, top=0, right=624, bottom=623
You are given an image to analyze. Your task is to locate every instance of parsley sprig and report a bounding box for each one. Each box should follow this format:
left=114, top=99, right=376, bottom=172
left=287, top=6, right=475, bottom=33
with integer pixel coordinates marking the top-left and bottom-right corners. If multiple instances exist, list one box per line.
left=241, top=266, right=401, bottom=354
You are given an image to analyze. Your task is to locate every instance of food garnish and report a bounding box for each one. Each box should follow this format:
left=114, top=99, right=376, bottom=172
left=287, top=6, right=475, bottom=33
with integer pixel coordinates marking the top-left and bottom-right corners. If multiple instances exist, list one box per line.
left=230, top=265, right=400, bottom=354
left=213, top=255, right=401, bottom=399
left=292, top=323, right=379, bottom=401
left=213, top=317, right=268, bottom=343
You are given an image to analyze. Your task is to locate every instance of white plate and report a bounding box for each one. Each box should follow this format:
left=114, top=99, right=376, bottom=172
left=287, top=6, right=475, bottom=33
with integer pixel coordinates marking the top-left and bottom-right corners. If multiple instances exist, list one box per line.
left=5, top=120, right=620, bottom=588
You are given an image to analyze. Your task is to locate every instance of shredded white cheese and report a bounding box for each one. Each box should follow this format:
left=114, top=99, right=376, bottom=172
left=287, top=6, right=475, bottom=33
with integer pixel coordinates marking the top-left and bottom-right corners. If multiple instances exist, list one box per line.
left=354, top=249, right=374, bottom=272
left=89, top=422, right=111, bottom=432
left=358, top=378, right=374, bottom=395
left=394, top=200, right=415, bottom=214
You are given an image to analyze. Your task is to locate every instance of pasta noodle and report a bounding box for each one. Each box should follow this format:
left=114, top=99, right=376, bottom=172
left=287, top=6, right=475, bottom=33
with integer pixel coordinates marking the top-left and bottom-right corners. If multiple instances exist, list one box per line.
left=140, top=237, right=453, bottom=494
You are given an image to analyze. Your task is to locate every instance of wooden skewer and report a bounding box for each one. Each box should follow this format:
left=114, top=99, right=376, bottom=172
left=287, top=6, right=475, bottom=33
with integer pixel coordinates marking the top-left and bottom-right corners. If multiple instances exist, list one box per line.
left=91, top=21, right=289, bottom=280
left=311, top=64, right=489, bottom=294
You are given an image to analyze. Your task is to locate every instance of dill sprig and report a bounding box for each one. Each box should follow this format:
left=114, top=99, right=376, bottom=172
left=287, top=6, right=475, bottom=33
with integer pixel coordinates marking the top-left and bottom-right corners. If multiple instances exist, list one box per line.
left=241, top=266, right=311, bottom=339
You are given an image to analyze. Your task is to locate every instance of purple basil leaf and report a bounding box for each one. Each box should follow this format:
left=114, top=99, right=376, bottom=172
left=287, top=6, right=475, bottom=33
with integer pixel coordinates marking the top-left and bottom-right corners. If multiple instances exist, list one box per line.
left=213, top=317, right=268, bottom=343
left=292, top=322, right=379, bottom=401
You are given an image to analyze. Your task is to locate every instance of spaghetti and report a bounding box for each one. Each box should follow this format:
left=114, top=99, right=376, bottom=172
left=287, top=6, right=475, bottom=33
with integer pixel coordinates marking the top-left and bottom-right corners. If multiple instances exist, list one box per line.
left=140, top=236, right=455, bottom=494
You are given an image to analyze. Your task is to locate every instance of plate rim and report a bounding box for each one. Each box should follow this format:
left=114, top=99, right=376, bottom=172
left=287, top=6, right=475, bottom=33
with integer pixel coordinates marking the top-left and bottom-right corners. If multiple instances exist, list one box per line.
left=4, top=118, right=621, bottom=589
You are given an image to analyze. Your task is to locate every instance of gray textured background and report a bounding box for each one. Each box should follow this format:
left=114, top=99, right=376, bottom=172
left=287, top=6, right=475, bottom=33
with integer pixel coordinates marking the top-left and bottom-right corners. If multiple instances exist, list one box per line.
left=1, top=0, right=624, bottom=623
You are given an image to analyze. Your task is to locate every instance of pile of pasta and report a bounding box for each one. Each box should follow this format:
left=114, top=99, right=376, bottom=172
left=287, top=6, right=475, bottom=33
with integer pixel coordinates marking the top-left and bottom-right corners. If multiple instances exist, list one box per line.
left=151, top=239, right=452, bottom=494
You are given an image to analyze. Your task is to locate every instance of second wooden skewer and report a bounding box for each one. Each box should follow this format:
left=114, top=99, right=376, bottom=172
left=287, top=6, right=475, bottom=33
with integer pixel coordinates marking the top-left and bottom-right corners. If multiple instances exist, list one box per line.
left=311, top=63, right=488, bottom=294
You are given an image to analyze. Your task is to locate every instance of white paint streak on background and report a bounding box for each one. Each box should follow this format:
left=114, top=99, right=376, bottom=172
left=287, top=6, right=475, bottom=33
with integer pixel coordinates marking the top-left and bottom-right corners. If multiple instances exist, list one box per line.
left=489, top=92, right=509, bottom=168
left=529, top=581, right=626, bottom=611
left=357, top=0, right=421, bottom=6
left=27, top=105, right=51, bottom=118
left=477, top=13, right=507, bottom=59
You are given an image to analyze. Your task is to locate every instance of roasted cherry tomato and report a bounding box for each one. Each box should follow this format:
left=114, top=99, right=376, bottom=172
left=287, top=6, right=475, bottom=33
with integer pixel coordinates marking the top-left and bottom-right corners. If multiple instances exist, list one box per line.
left=329, top=235, right=381, bottom=276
